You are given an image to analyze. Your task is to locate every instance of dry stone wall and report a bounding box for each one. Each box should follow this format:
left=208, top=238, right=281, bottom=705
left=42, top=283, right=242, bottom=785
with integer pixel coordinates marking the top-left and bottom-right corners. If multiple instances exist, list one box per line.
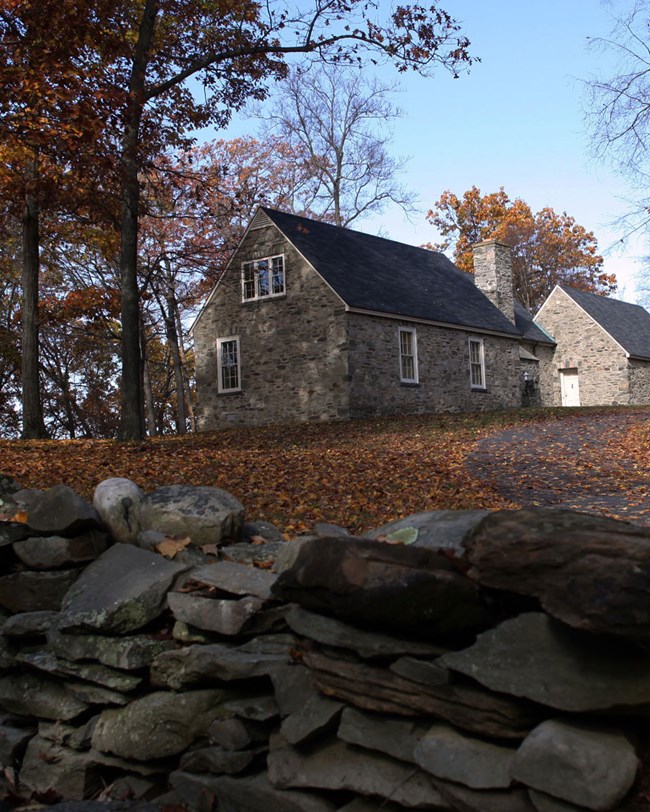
left=0, top=476, right=650, bottom=811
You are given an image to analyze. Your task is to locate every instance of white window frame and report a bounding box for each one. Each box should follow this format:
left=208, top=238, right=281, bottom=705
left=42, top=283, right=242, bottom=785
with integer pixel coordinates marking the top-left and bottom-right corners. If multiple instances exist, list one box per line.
left=241, top=254, right=285, bottom=301
left=398, top=327, right=419, bottom=384
left=217, top=336, right=241, bottom=393
left=469, top=337, right=486, bottom=389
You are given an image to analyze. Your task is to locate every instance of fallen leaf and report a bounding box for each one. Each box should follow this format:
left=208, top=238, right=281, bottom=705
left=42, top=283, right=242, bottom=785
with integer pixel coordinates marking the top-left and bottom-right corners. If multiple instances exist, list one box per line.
left=155, top=536, right=192, bottom=559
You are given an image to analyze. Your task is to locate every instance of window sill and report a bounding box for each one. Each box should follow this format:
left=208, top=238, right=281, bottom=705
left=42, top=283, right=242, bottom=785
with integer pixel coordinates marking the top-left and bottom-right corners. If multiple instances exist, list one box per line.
left=471, top=386, right=488, bottom=393
left=400, top=381, right=420, bottom=387
left=217, top=390, right=242, bottom=396
left=241, top=293, right=287, bottom=304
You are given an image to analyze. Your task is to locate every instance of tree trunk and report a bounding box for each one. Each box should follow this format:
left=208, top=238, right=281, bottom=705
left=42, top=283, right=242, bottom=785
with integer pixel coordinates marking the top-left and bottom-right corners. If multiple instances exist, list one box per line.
left=162, top=257, right=187, bottom=434
left=117, top=0, right=159, bottom=440
left=20, top=166, right=47, bottom=440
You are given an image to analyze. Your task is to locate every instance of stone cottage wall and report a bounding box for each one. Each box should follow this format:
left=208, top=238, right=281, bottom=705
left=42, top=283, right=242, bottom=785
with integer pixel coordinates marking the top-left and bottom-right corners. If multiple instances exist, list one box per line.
left=535, top=289, right=630, bottom=406
left=348, top=315, right=522, bottom=416
left=531, top=343, right=560, bottom=407
left=193, top=223, right=350, bottom=430
left=628, top=358, right=650, bottom=404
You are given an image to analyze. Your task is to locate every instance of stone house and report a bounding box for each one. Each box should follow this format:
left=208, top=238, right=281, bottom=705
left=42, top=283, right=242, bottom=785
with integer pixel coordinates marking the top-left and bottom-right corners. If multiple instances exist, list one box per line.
left=191, top=207, right=554, bottom=430
left=534, top=285, right=650, bottom=406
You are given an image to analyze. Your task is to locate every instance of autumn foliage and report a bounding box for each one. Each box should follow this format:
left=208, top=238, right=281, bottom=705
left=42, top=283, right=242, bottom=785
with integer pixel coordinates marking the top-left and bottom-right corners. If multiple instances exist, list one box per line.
left=1, top=408, right=647, bottom=536
left=427, top=187, right=617, bottom=311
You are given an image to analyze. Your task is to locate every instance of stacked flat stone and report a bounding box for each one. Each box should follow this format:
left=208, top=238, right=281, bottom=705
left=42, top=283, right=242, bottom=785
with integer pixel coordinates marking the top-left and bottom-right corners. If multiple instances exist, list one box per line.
left=0, top=478, right=650, bottom=811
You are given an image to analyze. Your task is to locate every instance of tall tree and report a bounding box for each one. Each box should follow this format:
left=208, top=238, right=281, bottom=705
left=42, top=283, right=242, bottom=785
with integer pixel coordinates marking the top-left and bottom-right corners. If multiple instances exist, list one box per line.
left=427, top=186, right=616, bottom=311
left=259, top=64, right=414, bottom=226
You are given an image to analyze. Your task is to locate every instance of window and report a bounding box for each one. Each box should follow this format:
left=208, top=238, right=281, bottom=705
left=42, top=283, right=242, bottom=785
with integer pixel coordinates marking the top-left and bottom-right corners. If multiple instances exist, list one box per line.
left=398, top=327, right=418, bottom=383
left=217, top=337, right=241, bottom=393
left=242, top=255, right=285, bottom=301
left=469, top=338, right=486, bottom=389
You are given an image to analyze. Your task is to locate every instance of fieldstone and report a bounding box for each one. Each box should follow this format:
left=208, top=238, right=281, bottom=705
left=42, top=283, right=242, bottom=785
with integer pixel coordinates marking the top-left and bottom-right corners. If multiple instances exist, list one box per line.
left=273, top=538, right=309, bottom=574
left=369, top=510, right=489, bottom=555
left=0, top=637, right=14, bottom=669
left=150, top=641, right=292, bottom=690
left=48, top=628, right=172, bottom=670
left=285, top=605, right=446, bottom=660
left=93, top=478, right=144, bottom=544
left=167, top=591, right=264, bottom=635
left=170, top=771, right=338, bottom=812
left=139, top=484, right=244, bottom=545
left=414, top=722, right=516, bottom=789
left=18, top=735, right=103, bottom=800
left=179, top=745, right=258, bottom=774
left=243, top=520, right=286, bottom=543
left=271, top=536, right=495, bottom=637
left=0, top=568, right=81, bottom=612
left=465, top=508, right=650, bottom=641
left=17, top=649, right=142, bottom=691
left=40, top=716, right=98, bottom=751
left=2, top=610, right=59, bottom=638
left=0, top=673, right=88, bottom=720
left=209, top=717, right=268, bottom=750
left=0, top=523, right=31, bottom=546
left=0, top=474, right=21, bottom=510
left=441, top=613, right=650, bottom=713
left=188, top=560, right=278, bottom=600
left=338, top=801, right=406, bottom=812
left=13, top=485, right=103, bottom=536
left=0, top=720, right=34, bottom=766
left=13, top=531, right=109, bottom=569
left=269, top=664, right=317, bottom=717
left=91, top=689, right=234, bottom=760
left=222, top=540, right=285, bottom=566
left=509, top=719, right=639, bottom=811
left=528, top=790, right=593, bottom=812
left=172, top=620, right=213, bottom=644
left=64, top=681, right=131, bottom=707
left=267, top=734, right=449, bottom=808
left=390, top=657, right=450, bottom=686
left=58, top=544, right=188, bottom=634
left=305, top=649, right=540, bottom=739
left=280, top=692, right=344, bottom=746
left=313, top=522, right=351, bottom=537
left=338, top=706, right=429, bottom=763
left=434, top=781, right=537, bottom=812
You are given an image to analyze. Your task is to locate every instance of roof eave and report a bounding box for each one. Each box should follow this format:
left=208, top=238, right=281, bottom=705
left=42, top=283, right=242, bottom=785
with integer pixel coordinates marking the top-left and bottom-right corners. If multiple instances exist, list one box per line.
left=345, top=306, right=523, bottom=339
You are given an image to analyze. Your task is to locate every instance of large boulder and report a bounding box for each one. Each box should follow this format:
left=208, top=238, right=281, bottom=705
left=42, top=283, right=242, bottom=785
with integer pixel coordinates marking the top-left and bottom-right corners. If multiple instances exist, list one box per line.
left=368, top=509, right=489, bottom=555
left=271, top=536, right=495, bottom=637
left=464, top=508, right=650, bottom=641
left=58, top=544, right=188, bottom=634
left=93, top=478, right=144, bottom=544
left=139, top=485, right=244, bottom=546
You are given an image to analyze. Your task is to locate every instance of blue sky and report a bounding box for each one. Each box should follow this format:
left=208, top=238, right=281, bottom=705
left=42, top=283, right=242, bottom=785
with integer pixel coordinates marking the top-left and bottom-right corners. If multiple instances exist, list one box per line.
left=216, top=0, right=646, bottom=303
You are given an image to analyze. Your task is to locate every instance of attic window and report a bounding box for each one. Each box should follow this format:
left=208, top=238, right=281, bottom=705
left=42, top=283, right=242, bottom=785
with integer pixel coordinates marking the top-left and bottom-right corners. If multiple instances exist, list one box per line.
left=242, top=255, right=285, bottom=301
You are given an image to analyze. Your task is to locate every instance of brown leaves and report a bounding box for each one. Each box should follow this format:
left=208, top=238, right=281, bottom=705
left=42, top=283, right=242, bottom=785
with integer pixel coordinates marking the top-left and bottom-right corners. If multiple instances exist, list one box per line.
left=155, top=536, right=192, bottom=559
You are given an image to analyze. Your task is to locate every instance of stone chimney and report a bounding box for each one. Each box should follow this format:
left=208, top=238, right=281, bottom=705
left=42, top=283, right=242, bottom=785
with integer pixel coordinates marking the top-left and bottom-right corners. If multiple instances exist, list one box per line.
left=471, top=239, right=515, bottom=324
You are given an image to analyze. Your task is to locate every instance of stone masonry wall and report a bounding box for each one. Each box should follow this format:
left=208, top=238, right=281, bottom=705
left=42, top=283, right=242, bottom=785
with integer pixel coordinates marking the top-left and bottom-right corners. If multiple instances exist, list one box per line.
left=530, top=343, right=559, bottom=406
left=628, top=358, right=650, bottom=405
left=193, top=222, right=350, bottom=431
left=535, top=288, right=630, bottom=406
left=348, top=315, right=523, bottom=416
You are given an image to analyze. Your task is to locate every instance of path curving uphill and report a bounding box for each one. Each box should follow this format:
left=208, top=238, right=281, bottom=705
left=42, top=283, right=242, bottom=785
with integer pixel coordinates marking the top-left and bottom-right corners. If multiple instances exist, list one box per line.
left=468, top=410, right=650, bottom=525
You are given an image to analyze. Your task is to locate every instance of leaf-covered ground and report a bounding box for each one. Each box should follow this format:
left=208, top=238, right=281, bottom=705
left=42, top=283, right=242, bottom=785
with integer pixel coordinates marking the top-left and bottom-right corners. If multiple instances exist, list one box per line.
left=1, top=406, right=648, bottom=535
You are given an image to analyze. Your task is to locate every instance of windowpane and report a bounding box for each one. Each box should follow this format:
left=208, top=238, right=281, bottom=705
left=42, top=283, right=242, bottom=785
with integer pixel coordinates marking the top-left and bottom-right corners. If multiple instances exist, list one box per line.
left=241, top=255, right=284, bottom=301
left=256, top=259, right=270, bottom=297
left=242, top=263, right=255, bottom=300
left=271, top=256, right=285, bottom=294
left=469, top=339, right=485, bottom=388
left=399, top=329, right=417, bottom=383
left=218, top=338, right=240, bottom=392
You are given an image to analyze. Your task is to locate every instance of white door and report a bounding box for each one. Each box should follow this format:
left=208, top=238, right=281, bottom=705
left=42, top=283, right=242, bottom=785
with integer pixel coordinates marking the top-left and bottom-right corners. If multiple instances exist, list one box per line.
left=560, top=368, right=580, bottom=406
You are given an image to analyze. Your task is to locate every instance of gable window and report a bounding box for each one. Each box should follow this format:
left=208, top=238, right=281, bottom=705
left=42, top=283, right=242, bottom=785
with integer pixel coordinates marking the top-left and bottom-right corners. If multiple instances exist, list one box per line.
left=242, top=255, right=285, bottom=301
left=217, top=337, right=241, bottom=393
left=469, top=337, right=486, bottom=389
left=398, top=327, right=418, bottom=383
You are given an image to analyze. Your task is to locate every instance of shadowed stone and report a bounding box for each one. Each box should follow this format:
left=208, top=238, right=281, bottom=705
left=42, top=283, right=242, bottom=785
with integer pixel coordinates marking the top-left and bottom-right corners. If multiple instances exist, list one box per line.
left=390, top=657, right=450, bottom=686
left=285, top=605, right=445, bottom=659
left=14, top=485, right=103, bottom=536
left=179, top=745, right=258, bottom=774
left=528, top=789, right=593, bottom=812
left=170, top=771, right=338, bottom=812
left=93, top=478, right=144, bottom=544
left=17, top=649, right=142, bottom=691
left=272, top=536, right=495, bottom=637
left=0, top=720, right=34, bottom=766
left=139, top=484, right=244, bottom=546
left=2, top=610, right=59, bottom=638
left=0, top=569, right=81, bottom=612
left=58, top=544, right=188, bottom=634
left=223, top=694, right=278, bottom=722
left=167, top=591, right=264, bottom=635
left=434, top=781, right=536, bottom=812
left=64, top=681, right=131, bottom=707
left=209, top=717, right=269, bottom=751
left=0, top=673, right=88, bottom=720
left=465, top=508, right=650, bottom=641
left=441, top=613, right=650, bottom=713
left=0, top=523, right=31, bottom=546
left=338, top=707, right=429, bottom=763
left=414, top=722, right=516, bottom=789
left=18, top=735, right=103, bottom=800
left=267, top=734, right=448, bottom=808
left=13, top=531, right=108, bottom=569
left=280, top=692, right=344, bottom=746
left=509, top=720, right=638, bottom=811
left=189, top=561, right=278, bottom=600
left=91, top=689, right=234, bottom=760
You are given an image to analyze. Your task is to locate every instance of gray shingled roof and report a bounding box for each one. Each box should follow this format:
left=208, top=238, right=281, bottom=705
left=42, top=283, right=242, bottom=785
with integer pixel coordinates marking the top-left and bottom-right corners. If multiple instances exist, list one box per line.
left=514, top=301, right=555, bottom=345
left=557, top=285, right=650, bottom=360
left=262, top=208, right=521, bottom=337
